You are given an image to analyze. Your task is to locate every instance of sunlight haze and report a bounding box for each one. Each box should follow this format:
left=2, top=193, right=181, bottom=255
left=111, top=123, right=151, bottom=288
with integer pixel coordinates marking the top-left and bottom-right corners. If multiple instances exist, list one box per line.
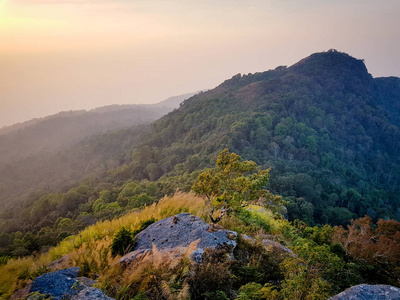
left=1, top=0, right=399, bottom=127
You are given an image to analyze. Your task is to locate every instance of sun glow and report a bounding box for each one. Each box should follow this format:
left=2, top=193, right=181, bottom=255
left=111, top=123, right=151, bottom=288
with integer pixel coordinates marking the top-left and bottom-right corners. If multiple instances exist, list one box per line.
left=0, top=0, right=7, bottom=11
left=0, top=0, right=399, bottom=127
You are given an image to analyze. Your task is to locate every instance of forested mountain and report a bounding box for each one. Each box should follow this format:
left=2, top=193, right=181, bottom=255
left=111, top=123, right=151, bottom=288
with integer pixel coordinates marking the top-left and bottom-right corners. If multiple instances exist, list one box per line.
left=123, top=50, right=400, bottom=225
left=1, top=50, right=400, bottom=261
left=0, top=92, right=196, bottom=205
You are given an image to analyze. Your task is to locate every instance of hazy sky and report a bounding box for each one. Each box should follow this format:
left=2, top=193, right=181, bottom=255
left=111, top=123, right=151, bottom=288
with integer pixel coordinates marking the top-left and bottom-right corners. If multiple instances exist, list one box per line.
left=0, top=0, right=399, bottom=127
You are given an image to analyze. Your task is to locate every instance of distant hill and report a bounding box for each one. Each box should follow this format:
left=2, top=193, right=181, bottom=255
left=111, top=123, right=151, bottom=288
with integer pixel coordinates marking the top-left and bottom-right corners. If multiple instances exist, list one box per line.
left=0, top=92, right=197, bottom=203
left=0, top=92, right=196, bottom=163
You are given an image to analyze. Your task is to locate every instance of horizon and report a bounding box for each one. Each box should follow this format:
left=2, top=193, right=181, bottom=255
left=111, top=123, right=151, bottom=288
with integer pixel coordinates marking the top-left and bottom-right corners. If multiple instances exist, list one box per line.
left=1, top=0, right=399, bottom=127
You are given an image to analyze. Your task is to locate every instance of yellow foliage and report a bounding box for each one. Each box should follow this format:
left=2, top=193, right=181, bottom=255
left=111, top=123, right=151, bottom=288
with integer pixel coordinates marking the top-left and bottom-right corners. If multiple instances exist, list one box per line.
left=246, top=205, right=290, bottom=235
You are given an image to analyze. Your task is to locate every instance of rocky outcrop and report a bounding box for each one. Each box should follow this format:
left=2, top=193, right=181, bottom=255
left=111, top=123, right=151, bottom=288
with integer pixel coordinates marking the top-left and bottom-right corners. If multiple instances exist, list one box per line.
left=120, top=213, right=237, bottom=265
left=27, top=267, right=113, bottom=300
left=329, top=284, right=400, bottom=300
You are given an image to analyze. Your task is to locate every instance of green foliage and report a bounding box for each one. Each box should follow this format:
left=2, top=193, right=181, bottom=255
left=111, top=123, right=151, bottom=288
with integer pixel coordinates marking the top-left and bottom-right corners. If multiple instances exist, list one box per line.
left=26, top=291, right=52, bottom=300
left=110, top=227, right=136, bottom=257
left=203, top=290, right=230, bottom=300
left=187, top=249, right=234, bottom=300
left=193, top=149, right=281, bottom=223
left=0, top=256, right=10, bottom=265
left=232, top=237, right=282, bottom=288
left=110, top=218, right=155, bottom=257
left=236, top=282, right=278, bottom=300
left=132, top=218, right=156, bottom=235
left=132, top=292, right=148, bottom=300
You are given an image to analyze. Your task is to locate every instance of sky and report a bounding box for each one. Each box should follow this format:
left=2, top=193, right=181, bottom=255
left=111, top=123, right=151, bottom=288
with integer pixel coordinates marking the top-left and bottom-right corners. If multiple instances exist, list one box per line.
left=0, top=0, right=399, bottom=127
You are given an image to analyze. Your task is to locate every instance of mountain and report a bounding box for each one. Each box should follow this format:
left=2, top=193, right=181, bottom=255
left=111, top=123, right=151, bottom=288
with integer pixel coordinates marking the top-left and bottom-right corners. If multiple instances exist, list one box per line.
left=119, top=50, right=400, bottom=224
left=0, top=92, right=197, bottom=205
left=1, top=50, right=400, bottom=257
left=2, top=51, right=400, bottom=298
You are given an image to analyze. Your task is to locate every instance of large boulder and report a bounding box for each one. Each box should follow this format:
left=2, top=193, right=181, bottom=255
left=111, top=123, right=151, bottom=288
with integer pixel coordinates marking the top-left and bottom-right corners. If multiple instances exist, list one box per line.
left=329, top=284, right=400, bottom=300
left=120, top=213, right=237, bottom=264
left=28, top=267, right=113, bottom=300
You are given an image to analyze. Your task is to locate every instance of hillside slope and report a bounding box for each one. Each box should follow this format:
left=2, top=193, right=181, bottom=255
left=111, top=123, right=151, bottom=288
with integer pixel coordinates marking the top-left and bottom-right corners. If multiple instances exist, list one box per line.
left=0, top=92, right=196, bottom=205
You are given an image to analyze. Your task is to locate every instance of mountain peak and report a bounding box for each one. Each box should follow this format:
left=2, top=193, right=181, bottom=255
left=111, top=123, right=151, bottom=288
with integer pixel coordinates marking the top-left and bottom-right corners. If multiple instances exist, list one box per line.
left=291, top=49, right=370, bottom=80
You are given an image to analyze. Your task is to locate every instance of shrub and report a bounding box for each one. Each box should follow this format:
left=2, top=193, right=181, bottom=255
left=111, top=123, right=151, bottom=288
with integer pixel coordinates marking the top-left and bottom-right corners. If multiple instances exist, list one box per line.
left=110, top=218, right=156, bottom=258
left=237, top=283, right=262, bottom=299
left=110, top=227, right=136, bottom=257
left=133, top=218, right=156, bottom=235
left=187, top=249, right=234, bottom=300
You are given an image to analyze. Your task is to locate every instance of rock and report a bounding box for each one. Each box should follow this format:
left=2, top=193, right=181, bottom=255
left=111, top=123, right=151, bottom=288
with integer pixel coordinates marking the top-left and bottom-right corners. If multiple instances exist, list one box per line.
left=329, top=284, right=400, bottom=300
left=28, top=267, right=114, bottom=300
left=261, top=239, right=294, bottom=255
left=48, top=255, right=70, bottom=271
left=10, top=283, right=32, bottom=300
left=190, top=249, right=205, bottom=263
left=71, top=287, right=114, bottom=300
left=77, top=277, right=98, bottom=287
left=120, top=213, right=237, bottom=265
left=57, top=267, right=80, bottom=278
left=241, top=234, right=294, bottom=256
left=29, top=267, right=83, bottom=300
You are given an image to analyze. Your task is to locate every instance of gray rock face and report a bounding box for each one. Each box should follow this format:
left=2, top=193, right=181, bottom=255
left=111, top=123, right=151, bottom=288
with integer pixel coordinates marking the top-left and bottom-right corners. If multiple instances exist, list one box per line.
left=329, top=284, right=400, bottom=300
left=120, top=213, right=237, bottom=264
left=72, top=287, right=114, bottom=300
left=29, top=267, right=82, bottom=299
left=28, top=267, right=114, bottom=300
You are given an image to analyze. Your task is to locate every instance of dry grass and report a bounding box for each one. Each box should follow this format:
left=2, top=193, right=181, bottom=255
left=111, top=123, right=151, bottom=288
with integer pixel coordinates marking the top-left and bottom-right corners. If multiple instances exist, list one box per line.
left=99, top=242, right=192, bottom=299
left=0, top=192, right=206, bottom=299
left=0, top=193, right=286, bottom=299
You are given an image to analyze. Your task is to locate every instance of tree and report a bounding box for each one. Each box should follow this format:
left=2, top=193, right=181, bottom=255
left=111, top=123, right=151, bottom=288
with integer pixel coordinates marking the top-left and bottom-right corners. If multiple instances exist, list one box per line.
left=333, top=216, right=400, bottom=266
left=192, top=149, right=280, bottom=223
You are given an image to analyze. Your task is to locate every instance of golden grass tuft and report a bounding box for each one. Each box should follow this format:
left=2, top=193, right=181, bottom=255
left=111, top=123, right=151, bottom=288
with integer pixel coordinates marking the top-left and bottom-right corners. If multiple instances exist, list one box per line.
left=98, top=242, right=189, bottom=299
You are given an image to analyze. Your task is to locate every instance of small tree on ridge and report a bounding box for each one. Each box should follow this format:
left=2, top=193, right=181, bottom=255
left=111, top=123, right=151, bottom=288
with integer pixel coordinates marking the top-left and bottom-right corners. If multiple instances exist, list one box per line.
left=192, top=149, right=281, bottom=223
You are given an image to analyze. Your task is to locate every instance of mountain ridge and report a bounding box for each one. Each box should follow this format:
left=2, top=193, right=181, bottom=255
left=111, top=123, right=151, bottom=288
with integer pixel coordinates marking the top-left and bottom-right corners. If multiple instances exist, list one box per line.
left=0, top=92, right=197, bottom=205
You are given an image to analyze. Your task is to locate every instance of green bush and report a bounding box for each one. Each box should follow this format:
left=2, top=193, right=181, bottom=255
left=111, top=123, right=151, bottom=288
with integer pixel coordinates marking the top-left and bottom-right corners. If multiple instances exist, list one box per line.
left=236, top=282, right=265, bottom=300
left=110, top=219, right=156, bottom=257
left=203, top=290, right=230, bottom=300
left=110, top=227, right=136, bottom=257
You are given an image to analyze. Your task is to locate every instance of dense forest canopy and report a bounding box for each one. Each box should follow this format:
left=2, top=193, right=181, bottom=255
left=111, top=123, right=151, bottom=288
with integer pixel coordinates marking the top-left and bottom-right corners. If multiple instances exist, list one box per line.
left=128, top=50, right=400, bottom=224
